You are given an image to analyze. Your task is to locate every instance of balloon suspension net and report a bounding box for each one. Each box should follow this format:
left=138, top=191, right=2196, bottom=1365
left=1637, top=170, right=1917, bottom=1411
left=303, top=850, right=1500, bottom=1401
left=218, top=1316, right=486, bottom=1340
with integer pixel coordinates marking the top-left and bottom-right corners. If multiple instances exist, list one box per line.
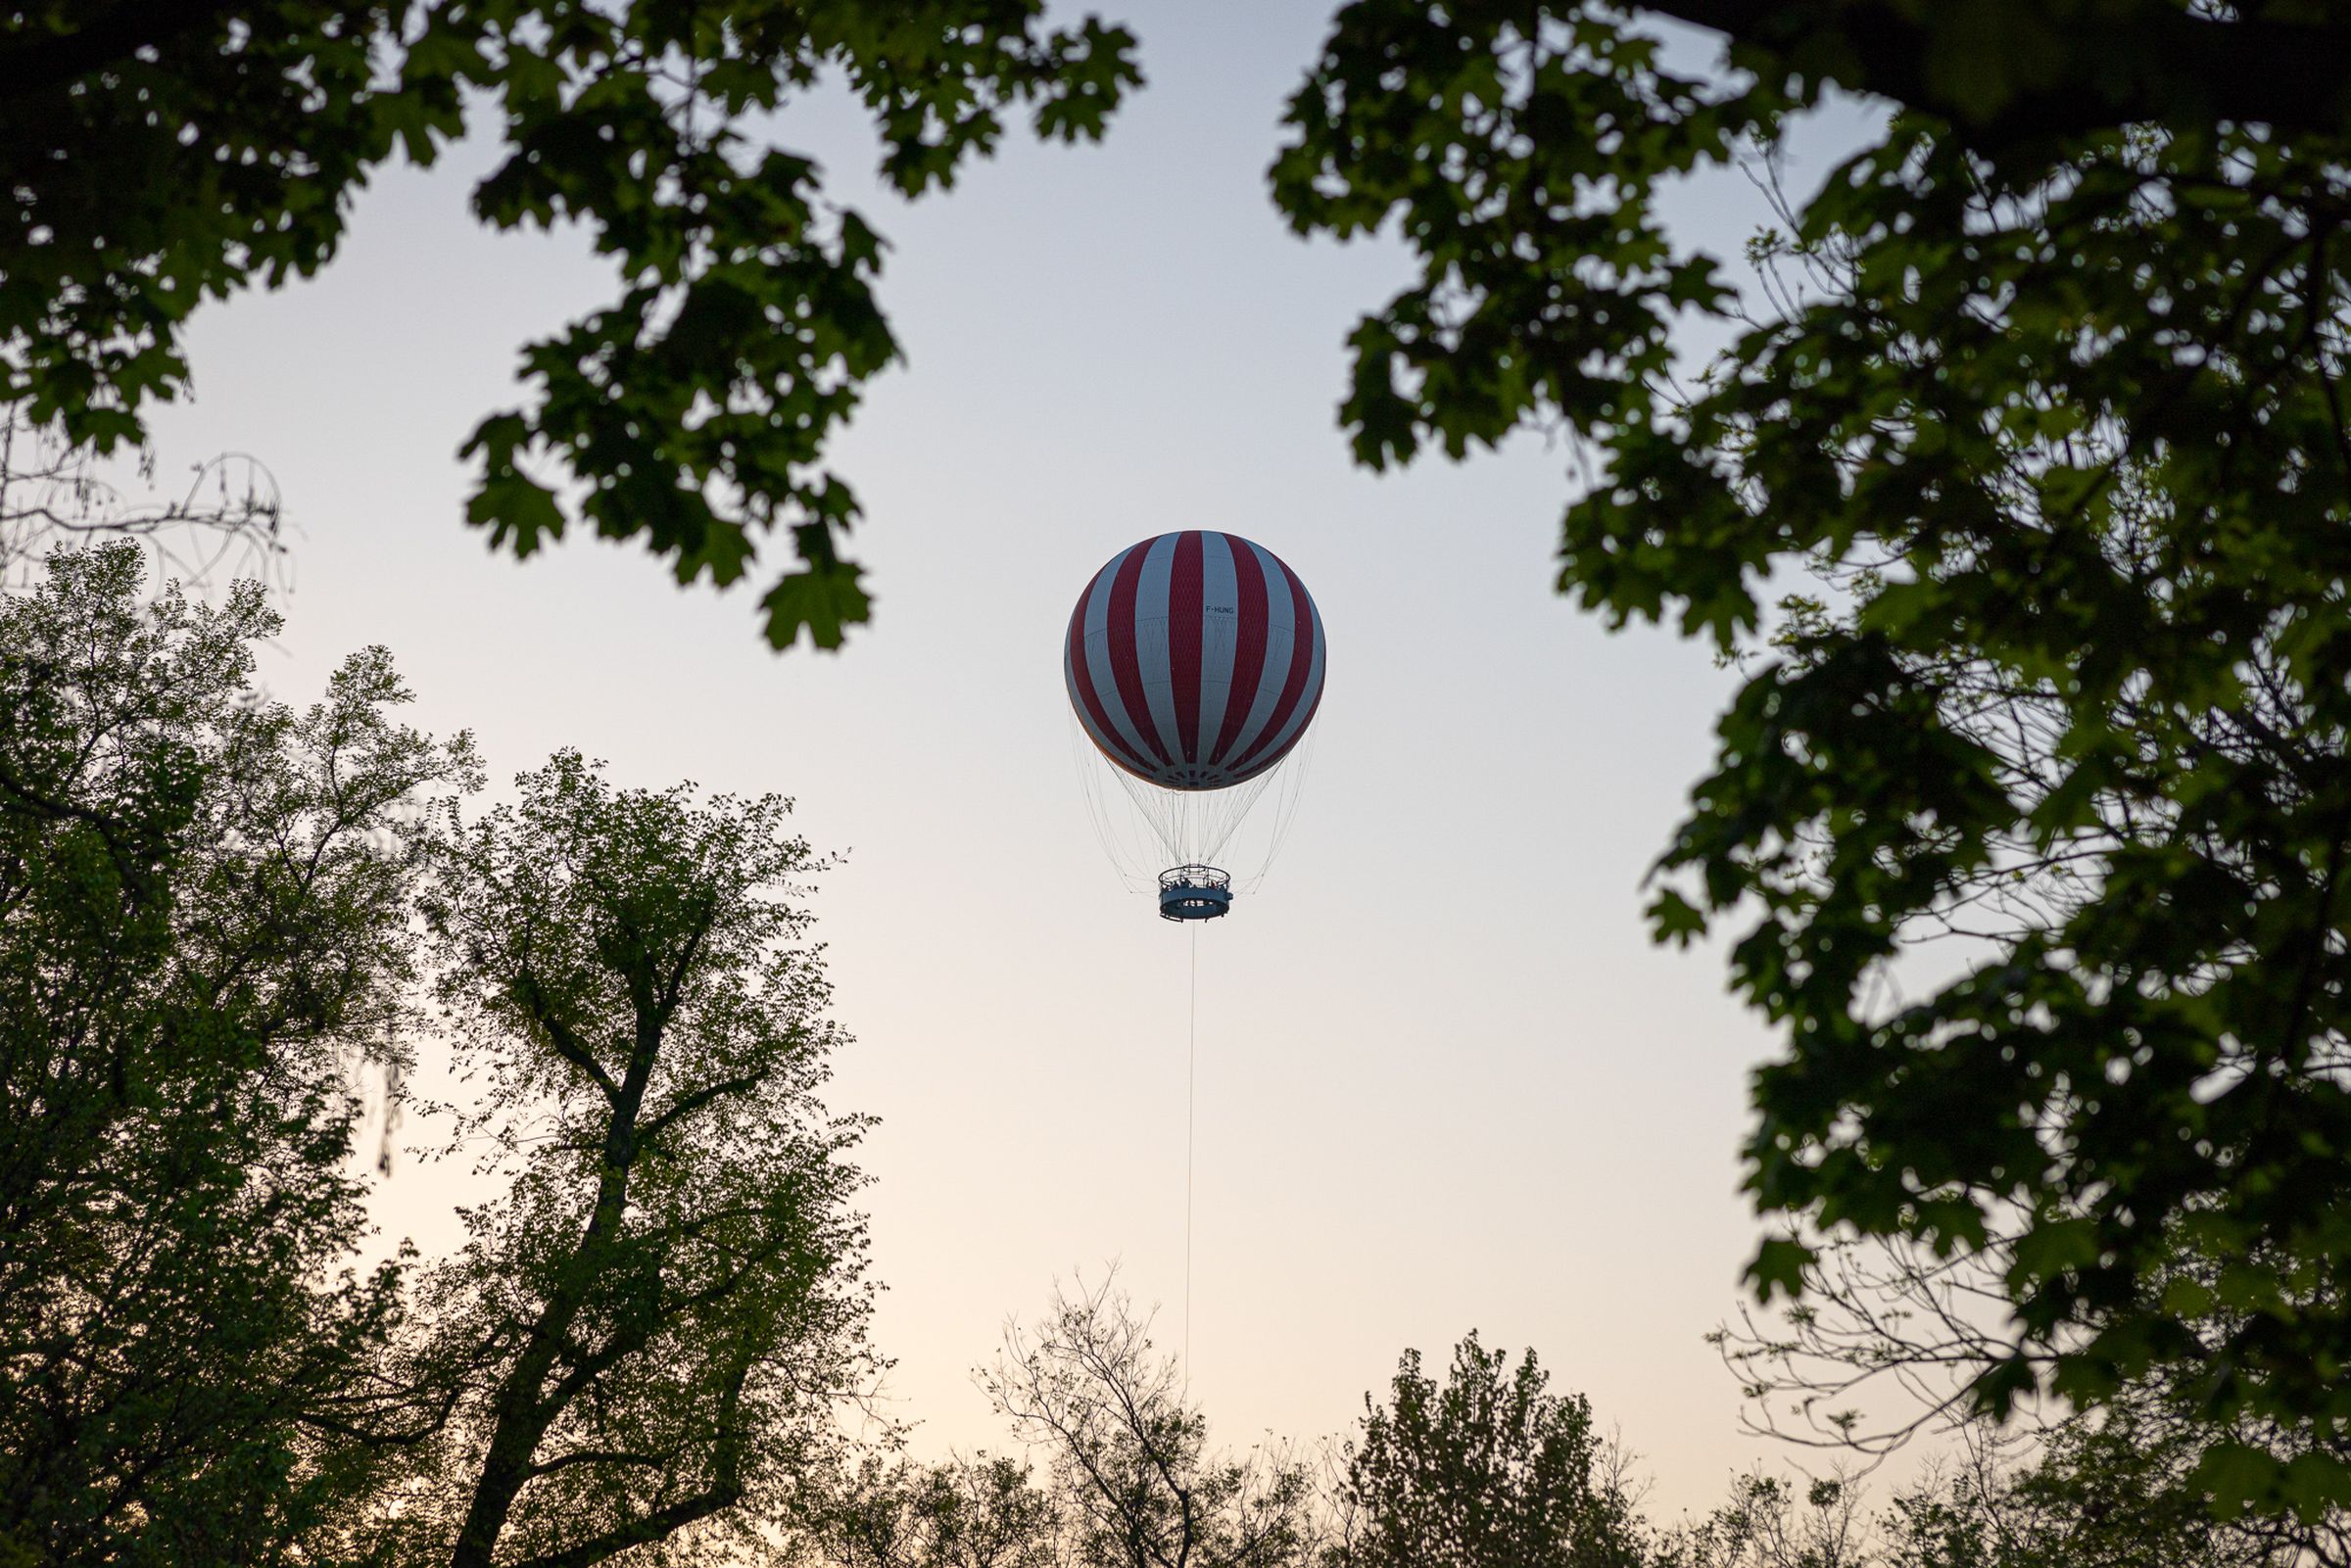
left=1069, top=720, right=1318, bottom=919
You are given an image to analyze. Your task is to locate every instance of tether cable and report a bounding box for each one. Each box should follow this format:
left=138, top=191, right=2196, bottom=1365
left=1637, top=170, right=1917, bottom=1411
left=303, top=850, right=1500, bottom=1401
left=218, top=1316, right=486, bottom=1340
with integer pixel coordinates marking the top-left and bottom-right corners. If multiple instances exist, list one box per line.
left=1184, top=920, right=1198, bottom=1380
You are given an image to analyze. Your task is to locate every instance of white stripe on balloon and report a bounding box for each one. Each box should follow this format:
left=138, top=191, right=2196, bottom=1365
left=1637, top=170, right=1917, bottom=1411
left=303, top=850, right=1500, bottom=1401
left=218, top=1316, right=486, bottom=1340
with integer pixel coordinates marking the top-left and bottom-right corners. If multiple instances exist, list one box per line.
left=1245, top=584, right=1325, bottom=771
left=1223, top=538, right=1297, bottom=765
left=1132, top=532, right=1185, bottom=767
left=1081, top=546, right=1157, bottom=770
left=1195, top=531, right=1240, bottom=773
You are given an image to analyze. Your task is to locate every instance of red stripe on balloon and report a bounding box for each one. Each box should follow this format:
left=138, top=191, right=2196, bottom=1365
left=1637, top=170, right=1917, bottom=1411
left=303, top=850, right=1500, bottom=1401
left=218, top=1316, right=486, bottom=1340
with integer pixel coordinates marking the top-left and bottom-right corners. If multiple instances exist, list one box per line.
left=1232, top=554, right=1317, bottom=773
left=1168, top=531, right=1204, bottom=765
left=1104, top=544, right=1168, bottom=766
left=1209, top=537, right=1269, bottom=768
left=1067, top=567, right=1156, bottom=779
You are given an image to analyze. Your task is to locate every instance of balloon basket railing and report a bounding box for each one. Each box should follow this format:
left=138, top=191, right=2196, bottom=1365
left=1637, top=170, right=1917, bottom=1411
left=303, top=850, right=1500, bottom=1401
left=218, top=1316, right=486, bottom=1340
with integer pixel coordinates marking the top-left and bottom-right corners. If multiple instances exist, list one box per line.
left=1158, top=865, right=1232, bottom=922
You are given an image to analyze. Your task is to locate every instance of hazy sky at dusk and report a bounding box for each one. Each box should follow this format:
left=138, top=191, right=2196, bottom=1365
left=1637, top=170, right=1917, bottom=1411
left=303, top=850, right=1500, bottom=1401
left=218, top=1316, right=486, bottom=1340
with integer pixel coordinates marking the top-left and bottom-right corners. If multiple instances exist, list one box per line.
left=127, top=1, right=1887, bottom=1516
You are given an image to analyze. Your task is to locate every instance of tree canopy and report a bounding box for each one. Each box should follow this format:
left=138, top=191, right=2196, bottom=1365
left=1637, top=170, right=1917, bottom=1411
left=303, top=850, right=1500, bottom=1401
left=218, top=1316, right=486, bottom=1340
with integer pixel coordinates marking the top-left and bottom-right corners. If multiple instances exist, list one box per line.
left=0, top=1, right=1137, bottom=647
left=1328, top=1333, right=1650, bottom=1568
left=1273, top=0, right=2351, bottom=1522
left=801, top=1453, right=1069, bottom=1568
left=378, top=752, right=876, bottom=1567
left=0, top=549, right=886, bottom=1563
left=0, top=544, right=474, bottom=1564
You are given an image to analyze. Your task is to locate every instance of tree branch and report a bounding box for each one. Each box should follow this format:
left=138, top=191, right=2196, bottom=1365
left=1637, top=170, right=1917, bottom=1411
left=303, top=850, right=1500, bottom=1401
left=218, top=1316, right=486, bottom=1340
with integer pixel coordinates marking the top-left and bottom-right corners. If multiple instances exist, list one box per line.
left=511, top=965, right=619, bottom=1104
left=504, top=1362, right=751, bottom=1568
left=1643, top=0, right=2351, bottom=147
left=502, top=1481, right=745, bottom=1568
left=634, top=1070, right=763, bottom=1147
left=525, top=1447, right=676, bottom=1481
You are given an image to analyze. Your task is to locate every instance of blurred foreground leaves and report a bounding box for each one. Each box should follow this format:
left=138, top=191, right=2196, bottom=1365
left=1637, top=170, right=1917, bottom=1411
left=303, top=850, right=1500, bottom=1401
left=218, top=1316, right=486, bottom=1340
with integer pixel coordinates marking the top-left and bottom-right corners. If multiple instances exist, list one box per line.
left=0, top=2, right=1139, bottom=647
left=1274, top=0, right=2351, bottom=1523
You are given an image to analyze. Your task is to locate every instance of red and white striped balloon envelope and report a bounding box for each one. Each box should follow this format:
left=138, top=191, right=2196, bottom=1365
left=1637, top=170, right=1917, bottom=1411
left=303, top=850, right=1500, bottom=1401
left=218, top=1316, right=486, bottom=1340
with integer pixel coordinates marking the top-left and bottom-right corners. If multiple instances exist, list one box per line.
left=1064, top=530, right=1327, bottom=792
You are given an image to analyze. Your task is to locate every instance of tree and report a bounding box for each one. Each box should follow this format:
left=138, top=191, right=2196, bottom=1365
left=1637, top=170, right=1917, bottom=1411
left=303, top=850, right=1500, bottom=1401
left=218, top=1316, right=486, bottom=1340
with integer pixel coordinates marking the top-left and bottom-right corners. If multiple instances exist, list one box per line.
left=1651, top=1403, right=2330, bottom=1568
left=1954, top=1390, right=2333, bottom=1568
left=802, top=1453, right=1071, bottom=1568
left=0, top=2, right=1138, bottom=647
left=0, top=543, right=475, bottom=1564
left=1714, top=1232, right=2349, bottom=1565
left=1271, top=0, right=2351, bottom=1517
left=980, top=1276, right=1319, bottom=1568
left=1661, top=1414, right=2319, bottom=1568
left=380, top=752, right=875, bottom=1568
left=1662, top=1473, right=1867, bottom=1568
left=1327, top=1332, right=1652, bottom=1568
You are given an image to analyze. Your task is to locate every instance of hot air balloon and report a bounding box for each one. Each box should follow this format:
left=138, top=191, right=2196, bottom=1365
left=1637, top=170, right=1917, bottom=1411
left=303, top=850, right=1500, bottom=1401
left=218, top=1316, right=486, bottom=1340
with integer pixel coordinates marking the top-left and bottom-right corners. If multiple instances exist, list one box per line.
left=1064, top=530, right=1327, bottom=920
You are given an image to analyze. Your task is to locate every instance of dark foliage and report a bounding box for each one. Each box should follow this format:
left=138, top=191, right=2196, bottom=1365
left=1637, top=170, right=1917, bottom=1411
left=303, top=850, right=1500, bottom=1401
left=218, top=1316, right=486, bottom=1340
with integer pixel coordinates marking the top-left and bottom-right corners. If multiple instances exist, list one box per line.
left=0, top=2, right=1139, bottom=647
left=1273, top=0, right=2351, bottom=1518
left=1329, top=1333, right=1650, bottom=1568
left=0, top=545, right=473, bottom=1564
left=369, top=753, right=876, bottom=1568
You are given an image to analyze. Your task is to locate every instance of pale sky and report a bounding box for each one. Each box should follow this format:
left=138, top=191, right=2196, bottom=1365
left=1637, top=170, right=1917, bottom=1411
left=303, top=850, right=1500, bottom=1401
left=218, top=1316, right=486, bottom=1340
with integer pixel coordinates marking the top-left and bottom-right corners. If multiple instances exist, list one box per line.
left=127, top=0, right=1892, bottom=1519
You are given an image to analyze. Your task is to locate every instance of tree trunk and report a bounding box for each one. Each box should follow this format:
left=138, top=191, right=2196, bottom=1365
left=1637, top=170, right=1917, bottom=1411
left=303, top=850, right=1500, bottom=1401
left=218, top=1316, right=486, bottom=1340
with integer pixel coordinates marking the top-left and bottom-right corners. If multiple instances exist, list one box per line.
left=448, top=1022, right=653, bottom=1568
